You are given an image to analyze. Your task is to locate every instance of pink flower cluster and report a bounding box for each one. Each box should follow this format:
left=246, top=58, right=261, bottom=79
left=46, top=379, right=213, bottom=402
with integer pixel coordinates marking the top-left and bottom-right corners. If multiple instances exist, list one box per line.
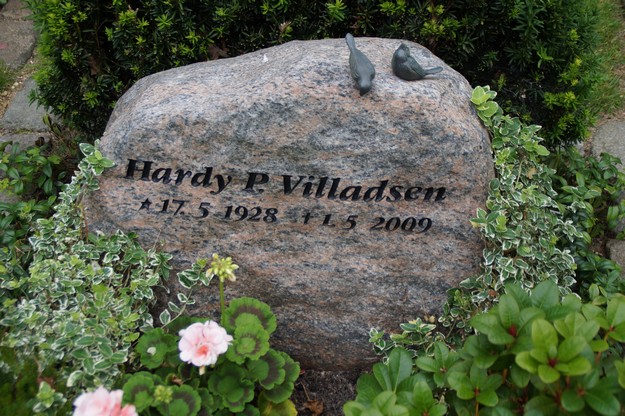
left=73, top=387, right=137, bottom=416
left=178, top=320, right=233, bottom=367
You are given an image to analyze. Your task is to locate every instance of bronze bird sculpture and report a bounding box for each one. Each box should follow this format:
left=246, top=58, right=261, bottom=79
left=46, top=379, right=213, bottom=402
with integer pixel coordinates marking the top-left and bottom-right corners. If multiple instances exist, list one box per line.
left=392, top=43, right=442, bottom=81
left=345, top=33, right=376, bottom=96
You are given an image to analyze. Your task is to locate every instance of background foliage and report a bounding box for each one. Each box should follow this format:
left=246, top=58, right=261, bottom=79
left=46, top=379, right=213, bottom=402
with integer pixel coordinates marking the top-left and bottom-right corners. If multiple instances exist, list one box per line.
left=25, top=0, right=622, bottom=146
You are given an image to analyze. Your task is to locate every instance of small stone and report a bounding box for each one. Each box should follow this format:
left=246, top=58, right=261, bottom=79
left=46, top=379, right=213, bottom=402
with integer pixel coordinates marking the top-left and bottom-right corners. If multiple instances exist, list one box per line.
left=606, top=239, right=625, bottom=277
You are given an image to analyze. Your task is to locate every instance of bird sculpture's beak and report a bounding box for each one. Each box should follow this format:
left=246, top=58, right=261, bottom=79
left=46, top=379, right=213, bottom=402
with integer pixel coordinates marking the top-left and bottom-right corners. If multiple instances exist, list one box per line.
left=359, top=82, right=372, bottom=96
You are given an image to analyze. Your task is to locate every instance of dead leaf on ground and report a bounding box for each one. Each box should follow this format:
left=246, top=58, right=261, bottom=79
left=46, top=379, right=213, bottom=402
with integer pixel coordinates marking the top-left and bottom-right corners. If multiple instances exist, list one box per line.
left=304, top=399, right=324, bottom=415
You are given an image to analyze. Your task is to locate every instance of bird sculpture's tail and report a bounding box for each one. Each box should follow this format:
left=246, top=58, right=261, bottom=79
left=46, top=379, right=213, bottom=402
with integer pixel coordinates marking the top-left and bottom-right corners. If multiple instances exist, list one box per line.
left=345, top=33, right=356, bottom=52
left=426, top=66, right=443, bottom=75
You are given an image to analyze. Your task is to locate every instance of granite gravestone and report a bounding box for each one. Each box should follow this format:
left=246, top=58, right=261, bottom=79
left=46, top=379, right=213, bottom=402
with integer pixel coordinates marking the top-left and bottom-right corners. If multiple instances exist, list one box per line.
left=85, top=37, right=494, bottom=369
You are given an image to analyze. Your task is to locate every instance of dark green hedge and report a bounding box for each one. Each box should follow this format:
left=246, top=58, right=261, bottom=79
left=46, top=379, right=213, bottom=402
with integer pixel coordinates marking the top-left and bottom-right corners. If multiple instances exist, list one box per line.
left=27, top=0, right=616, bottom=147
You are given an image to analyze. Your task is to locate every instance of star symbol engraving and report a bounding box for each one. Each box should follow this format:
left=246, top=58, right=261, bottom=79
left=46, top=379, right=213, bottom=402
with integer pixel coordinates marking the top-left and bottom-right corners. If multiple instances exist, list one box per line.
left=139, top=198, right=152, bottom=211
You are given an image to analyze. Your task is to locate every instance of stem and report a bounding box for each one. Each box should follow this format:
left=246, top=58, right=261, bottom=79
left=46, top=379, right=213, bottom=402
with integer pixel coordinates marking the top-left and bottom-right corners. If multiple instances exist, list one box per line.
left=219, top=278, right=225, bottom=324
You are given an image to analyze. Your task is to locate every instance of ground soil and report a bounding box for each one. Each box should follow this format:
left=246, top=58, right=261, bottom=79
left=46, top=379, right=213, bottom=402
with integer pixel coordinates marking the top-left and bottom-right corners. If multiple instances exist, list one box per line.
left=291, top=369, right=360, bottom=415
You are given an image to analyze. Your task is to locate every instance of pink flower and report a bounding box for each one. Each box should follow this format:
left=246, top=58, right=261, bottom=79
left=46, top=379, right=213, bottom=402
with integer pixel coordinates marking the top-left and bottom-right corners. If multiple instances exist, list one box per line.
left=178, top=320, right=233, bottom=367
left=73, top=387, right=137, bottom=416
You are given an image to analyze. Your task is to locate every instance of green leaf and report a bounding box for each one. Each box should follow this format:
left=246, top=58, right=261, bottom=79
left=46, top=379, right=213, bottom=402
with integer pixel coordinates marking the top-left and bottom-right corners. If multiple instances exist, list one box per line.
left=561, top=389, right=585, bottom=413
left=606, top=297, right=625, bottom=327
left=250, top=349, right=286, bottom=390
left=372, top=361, right=393, bottom=391
left=471, top=86, right=491, bottom=105
left=123, top=374, right=155, bottom=412
left=470, top=313, right=498, bottom=333
left=76, top=335, right=95, bottom=346
left=607, top=322, right=625, bottom=342
left=589, top=339, right=609, bottom=352
left=471, top=313, right=514, bottom=345
left=157, top=384, right=202, bottom=416
left=509, top=363, right=531, bottom=388
left=557, top=336, right=586, bottom=363
left=530, top=281, right=559, bottom=309
left=480, top=374, right=503, bottom=392
left=71, top=348, right=90, bottom=360
left=372, top=391, right=409, bottom=416
left=476, top=389, right=499, bottom=407
left=563, top=356, right=591, bottom=376
left=223, top=297, right=277, bottom=335
left=343, top=401, right=366, bottom=416
left=355, top=373, right=383, bottom=404
left=159, top=309, right=171, bottom=325
left=411, top=381, right=435, bottom=412
left=258, top=393, right=297, bottom=416
left=208, top=363, right=255, bottom=412
left=534, top=144, right=550, bottom=156
left=136, top=327, right=177, bottom=369
left=524, top=395, right=558, bottom=415
left=67, top=370, right=84, bottom=387
left=498, top=294, right=520, bottom=329
left=262, top=352, right=299, bottom=404
left=554, top=313, right=598, bottom=340
left=532, top=319, right=557, bottom=350
left=615, top=360, right=625, bottom=389
left=226, top=318, right=270, bottom=364
left=428, top=404, right=447, bottom=416
left=585, top=389, right=620, bottom=416
left=387, top=348, right=414, bottom=391
left=415, top=356, right=438, bottom=373
left=480, top=101, right=499, bottom=117
left=537, top=364, right=560, bottom=384
left=447, top=372, right=474, bottom=400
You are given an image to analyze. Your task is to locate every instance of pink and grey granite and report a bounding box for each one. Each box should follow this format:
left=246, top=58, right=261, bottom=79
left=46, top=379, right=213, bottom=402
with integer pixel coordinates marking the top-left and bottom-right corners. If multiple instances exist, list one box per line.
left=84, top=37, right=494, bottom=370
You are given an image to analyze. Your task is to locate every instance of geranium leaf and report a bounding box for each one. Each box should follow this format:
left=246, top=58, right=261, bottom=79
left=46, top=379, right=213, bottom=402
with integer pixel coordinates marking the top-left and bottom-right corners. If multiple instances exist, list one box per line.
left=122, top=374, right=155, bottom=412
left=223, top=297, right=276, bottom=335
left=249, top=349, right=286, bottom=389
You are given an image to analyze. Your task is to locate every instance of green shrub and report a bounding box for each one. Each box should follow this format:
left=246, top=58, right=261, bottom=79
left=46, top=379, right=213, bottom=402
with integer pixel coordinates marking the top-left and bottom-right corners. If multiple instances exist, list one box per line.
left=0, top=139, right=63, bottom=289
left=26, top=0, right=620, bottom=146
left=348, top=280, right=625, bottom=416
left=0, top=143, right=169, bottom=413
left=464, top=86, right=581, bottom=304
left=549, top=147, right=625, bottom=297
